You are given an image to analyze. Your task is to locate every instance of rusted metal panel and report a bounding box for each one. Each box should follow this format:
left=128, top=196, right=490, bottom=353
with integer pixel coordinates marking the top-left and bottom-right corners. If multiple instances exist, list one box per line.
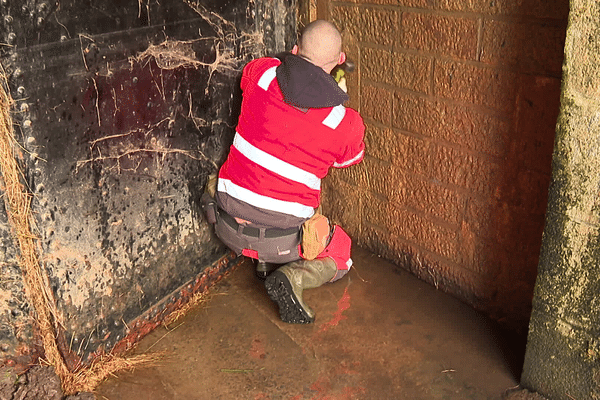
left=0, top=0, right=297, bottom=369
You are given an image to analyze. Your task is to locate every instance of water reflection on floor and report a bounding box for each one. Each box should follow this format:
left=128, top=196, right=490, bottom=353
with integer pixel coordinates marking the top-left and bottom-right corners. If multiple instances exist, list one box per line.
left=96, top=246, right=525, bottom=400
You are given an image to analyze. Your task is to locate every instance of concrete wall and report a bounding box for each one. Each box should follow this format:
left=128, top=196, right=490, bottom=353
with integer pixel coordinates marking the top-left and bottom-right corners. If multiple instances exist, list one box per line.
left=313, top=0, right=569, bottom=331
left=0, top=0, right=296, bottom=369
left=521, top=0, right=600, bottom=398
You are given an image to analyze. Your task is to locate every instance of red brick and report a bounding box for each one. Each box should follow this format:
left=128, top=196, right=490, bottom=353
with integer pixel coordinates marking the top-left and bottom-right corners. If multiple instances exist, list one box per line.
left=399, top=241, right=494, bottom=302
left=439, top=103, right=512, bottom=158
left=401, top=12, right=479, bottom=61
left=464, top=197, right=497, bottom=241
left=463, top=195, right=545, bottom=251
left=331, top=6, right=362, bottom=43
left=364, top=194, right=459, bottom=260
left=321, top=178, right=362, bottom=238
left=361, top=224, right=496, bottom=308
left=364, top=124, right=399, bottom=162
left=433, top=60, right=518, bottom=112
left=361, top=84, right=392, bottom=125
left=393, top=93, right=432, bottom=135
left=435, top=0, right=569, bottom=19
left=362, top=156, right=399, bottom=198
left=328, top=158, right=368, bottom=187
left=395, top=132, right=430, bottom=175
left=459, top=222, right=503, bottom=276
left=393, top=52, right=432, bottom=94
left=513, top=75, right=561, bottom=173
left=429, top=144, right=502, bottom=196
left=397, top=0, right=430, bottom=8
left=513, top=169, right=551, bottom=216
left=393, top=175, right=463, bottom=225
left=502, top=210, right=545, bottom=257
left=481, top=20, right=566, bottom=77
left=406, top=213, right=459, bottom=261
left=360, top=224, right=397, bottom=261
left=362, top=192, right=396, bottom=232
left=354, top=0, right=400, bottom=4
left=394, top=0, right=569, bottom=19
left=393, top=92, right=512, bottom=157
left=361, top=47, right=394, bottom=85
left=332, top=6, right=398, bottom=47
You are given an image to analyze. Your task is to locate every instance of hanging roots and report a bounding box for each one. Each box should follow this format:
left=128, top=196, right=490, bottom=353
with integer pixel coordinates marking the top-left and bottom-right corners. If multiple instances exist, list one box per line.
left=135, top=2, right=265, bottom=79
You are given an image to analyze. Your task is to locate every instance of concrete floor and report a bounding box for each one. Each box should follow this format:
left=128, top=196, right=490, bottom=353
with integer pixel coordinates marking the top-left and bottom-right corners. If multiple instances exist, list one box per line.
left=95, top=246, right=527, bottom=400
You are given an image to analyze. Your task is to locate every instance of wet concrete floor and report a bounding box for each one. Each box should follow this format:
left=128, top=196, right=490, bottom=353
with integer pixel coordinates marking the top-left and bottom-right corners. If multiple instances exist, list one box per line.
left=96, top=246, right=526, bottom=400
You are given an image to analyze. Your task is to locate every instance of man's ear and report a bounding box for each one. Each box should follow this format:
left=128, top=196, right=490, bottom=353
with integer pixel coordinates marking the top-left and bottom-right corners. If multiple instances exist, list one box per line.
left=339, top=52, right=346, bottom=65
left=292, top=45, right=299, bottom=55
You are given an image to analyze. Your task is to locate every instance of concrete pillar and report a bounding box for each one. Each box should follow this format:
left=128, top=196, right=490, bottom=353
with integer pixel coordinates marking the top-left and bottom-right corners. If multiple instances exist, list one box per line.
left=521, top=1, right=600, bottom=399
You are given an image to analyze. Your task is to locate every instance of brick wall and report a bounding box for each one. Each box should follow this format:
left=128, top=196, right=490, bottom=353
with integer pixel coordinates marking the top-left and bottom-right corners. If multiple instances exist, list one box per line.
left=315, top=0, right=570, bottom=330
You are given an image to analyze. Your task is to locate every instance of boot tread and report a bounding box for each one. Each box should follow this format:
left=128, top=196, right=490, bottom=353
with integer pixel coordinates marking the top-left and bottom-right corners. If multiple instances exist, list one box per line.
left=265, top=271, right=314, bottom=324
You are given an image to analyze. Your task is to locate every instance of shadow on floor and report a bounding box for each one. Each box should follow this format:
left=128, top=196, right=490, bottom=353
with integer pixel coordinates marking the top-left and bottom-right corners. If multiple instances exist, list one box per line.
left=96, top=246, right=527, bottom=400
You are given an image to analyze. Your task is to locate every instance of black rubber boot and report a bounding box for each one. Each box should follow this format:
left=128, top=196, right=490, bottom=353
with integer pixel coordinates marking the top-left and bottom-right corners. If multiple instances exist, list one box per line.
left=255, top=261, right=278, bottom=281
left=264, top=258, right=337, bottom=324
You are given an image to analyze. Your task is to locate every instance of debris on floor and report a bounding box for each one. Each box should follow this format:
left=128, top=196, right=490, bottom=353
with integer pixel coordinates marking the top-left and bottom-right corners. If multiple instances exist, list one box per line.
left=0, top=366, right=94, bottom=400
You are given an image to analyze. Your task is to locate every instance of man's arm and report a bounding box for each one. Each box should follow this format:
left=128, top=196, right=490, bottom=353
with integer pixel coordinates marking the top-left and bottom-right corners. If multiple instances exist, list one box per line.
left=333, top=111, right=365, bottom=168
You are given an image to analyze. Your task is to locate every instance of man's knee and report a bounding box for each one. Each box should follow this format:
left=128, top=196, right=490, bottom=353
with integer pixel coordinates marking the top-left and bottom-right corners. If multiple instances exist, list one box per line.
left=305, top=225, right=353, bottom=282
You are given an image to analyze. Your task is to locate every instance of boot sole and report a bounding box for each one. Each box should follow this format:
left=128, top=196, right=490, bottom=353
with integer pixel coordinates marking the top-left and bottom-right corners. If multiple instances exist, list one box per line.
left=264, top=271, right=314, bottom=324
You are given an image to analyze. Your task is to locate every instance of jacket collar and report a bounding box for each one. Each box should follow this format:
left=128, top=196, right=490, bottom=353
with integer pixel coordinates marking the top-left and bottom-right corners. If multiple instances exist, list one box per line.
left=275, top=52, right=349, bottom=109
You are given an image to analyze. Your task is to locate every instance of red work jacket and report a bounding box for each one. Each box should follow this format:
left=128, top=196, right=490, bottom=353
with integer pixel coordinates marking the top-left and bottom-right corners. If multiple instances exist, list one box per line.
left=217, top=56, right=365, bottom=220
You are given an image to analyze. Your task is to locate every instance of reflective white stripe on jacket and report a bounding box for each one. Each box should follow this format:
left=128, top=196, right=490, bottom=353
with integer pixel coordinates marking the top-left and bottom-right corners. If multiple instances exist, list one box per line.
left=218, top=57, right=365, bottom=219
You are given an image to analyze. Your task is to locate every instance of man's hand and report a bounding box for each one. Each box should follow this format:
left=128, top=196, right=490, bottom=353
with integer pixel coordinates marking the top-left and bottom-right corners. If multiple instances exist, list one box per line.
left=338, top=76, right=347, bottom=93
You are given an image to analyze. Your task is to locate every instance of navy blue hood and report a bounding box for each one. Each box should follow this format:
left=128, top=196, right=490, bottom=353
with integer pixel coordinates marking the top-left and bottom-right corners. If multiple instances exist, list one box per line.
left=275, top=52, right=349, bottom=109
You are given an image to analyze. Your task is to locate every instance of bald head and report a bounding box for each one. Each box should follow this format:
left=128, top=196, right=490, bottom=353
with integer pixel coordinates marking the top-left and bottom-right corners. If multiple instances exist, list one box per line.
left=296, top=20, right=344, bottom=73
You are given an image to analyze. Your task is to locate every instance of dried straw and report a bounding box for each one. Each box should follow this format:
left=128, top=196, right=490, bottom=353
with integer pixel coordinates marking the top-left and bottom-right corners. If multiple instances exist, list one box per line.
left=0, top=66, right=157, bottom=395
left=61, top=353, right=161, bottom=394
left=0, top=67, right=70, bottom=381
